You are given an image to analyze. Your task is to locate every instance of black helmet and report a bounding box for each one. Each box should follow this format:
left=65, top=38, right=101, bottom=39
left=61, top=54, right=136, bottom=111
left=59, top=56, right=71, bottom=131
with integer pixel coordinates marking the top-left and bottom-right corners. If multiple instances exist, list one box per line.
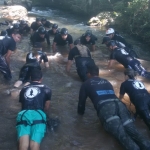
left=52, top=23, right=58, bottom=29
left=74, top=39, right=81, bottom=45
left=38, top=26, right=46, bottom=34
left=124, top=68, right=137, bottom=79
left=36, top=17, right=41, bottom=22
left=13, top=23, right=20, bottom=29
left=20, top=20, right=26, bottom=25
left=107, top=40, right=116, bottom=47
left=102, top=36, right=111, bottom=44
left=85, top=30, right=92, bottom=37
left=60, top=28, right=68, bottom=35
left=41, top=17, right=47, bottom=22
left=0, top=30, right=7, bottom=36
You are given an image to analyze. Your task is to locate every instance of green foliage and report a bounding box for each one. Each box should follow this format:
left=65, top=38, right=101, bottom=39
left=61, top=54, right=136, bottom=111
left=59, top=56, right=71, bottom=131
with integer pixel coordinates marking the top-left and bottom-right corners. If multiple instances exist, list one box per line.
left=114, top=0, right=150, bottom=44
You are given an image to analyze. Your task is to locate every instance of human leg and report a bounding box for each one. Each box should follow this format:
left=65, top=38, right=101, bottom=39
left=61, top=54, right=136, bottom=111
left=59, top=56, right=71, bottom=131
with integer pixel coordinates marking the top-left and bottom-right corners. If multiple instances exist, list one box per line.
left=30, top=140, right=40, bottom=150
left=98, top=101, right=140, bottom=150
left=18, top=135, right=29, bottom=150
left=118, top=101, right=150, bottom=149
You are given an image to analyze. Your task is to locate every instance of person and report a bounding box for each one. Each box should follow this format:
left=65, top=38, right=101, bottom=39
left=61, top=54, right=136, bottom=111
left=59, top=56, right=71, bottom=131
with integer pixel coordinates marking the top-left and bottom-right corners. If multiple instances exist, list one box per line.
left=30, top=17, right=42, bottom=34
left=52, top=28, right=73, bottom=53
left=78, top=65, right=150, bottom=150
left=107, top=40, right=150, bottom=79
left=102, top=36, right=138, bottom=58
left=16, top=69, right=51, bottom=150
left=119, top=68, right=150, bottom=130
left=41, top=17, right=52, bottom=29
left=48, top=23, right=59, bottom=36
left=30, top=26, right=50, bottom=46
left=80, top=30, right=97, bottom=51
left=0, top=30, right=8, bottom=36
left=0, top=31, right=21, bottom=80
left=66, top=39, right=95, bottom=81
left=6, top=23, right=20, bottom=36
left=19, top=20, right=30, bottom=35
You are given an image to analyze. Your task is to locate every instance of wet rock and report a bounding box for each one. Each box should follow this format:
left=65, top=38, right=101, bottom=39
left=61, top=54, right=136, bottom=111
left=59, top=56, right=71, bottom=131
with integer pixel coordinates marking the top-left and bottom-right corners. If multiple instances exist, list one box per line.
left=65, top=82, right=72, bottom=88
left=1, top=5, right=28, bottom=21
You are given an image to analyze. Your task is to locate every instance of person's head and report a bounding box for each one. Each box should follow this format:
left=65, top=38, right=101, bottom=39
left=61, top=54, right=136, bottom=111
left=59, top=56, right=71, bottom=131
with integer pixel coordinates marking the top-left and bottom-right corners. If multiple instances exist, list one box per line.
left=26, top=52, right=37, bottom=63
left=13, top=23, right=20, bottom=32
left=36, top=17, right=41, bottom=25
left=0, top=30, right=7, bottom=36
left=52, top=24, right=58, bottom=33
left=102, top=36, right=111, bottom=46
left=85, top=30, right=92, bottom=42
left=31, top=69, right=43, bottom=82
left=87, top=64, right=99, bottom=78
left=61, top=28, right=68, bottom=40
left=106, top=28, right=115, bottom=39
left=38, top=26, right=46, bottom=38
left=20, top=20, right=27, bottom=27
left=124, top=68, right=137, bottom=79
left=11, top=31, right=21, bottom=42
left=41, top=17, right=47, bottom=24
left=74, top=39, right=81, bottom=45
left=33, top=42, right=42, bottom=51
left=107, top=40, right=117, bottom=50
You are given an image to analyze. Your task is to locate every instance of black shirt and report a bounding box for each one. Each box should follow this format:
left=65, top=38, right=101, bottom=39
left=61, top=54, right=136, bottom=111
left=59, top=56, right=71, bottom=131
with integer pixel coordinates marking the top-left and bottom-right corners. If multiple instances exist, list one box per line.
left=42, top=21, right=52, bottom=28
left=19, top=82, right=51, bottom=110
left=112, top=34, right=132, bottom=49
left=120, top=79, right=150, bottom=109
left=78, top=77, right=118, bottom=114
left=110, top=47, right=133, bottom=68
left=48, top=29, right=59, bottom=36
left=31, top=22, right=42, bottom=32
left=80, top=34, right=97, bottom=45
left=0, top=36, right=16, bottom=55
left=19, top=24, right=30, bottom=34
left=31, top=31, right=50, bottom=45
left=53, top=34, right=73, bottom=46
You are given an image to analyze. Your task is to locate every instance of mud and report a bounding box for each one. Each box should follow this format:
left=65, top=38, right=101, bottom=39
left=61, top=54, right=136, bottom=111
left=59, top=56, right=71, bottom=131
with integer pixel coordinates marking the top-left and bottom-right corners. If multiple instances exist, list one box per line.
left=0, top=6, right=150, bottom=150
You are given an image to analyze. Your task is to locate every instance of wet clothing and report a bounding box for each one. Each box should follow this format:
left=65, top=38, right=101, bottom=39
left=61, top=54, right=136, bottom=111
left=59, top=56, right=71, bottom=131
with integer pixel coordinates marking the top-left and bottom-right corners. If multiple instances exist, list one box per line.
left=30, top=22, right=42, bottom=32
left=68, top=45, right=95, bottom=81
left=42, top=21, right=52, bottom=29
left=120, top=79, right=150, bottom=129
left=53, top=34, right=73, bottom=46
left=0, top=36, right=16, bottom=80
left=112, top=33, right=132, bottom=49
left=19, top=24, right=30, bottom=34
left=110, top=47, right=150, bottom=79
left=30, top=31, right=50, bottom=45
left=16, top=82, right=51, bottom=143
left=80, top=34, right=97, bottom=45
left=115, top=40, right=138, bottom=58
left=48, top=29, right=59, bottom=36
left=78, top=76, right=150, bottom=150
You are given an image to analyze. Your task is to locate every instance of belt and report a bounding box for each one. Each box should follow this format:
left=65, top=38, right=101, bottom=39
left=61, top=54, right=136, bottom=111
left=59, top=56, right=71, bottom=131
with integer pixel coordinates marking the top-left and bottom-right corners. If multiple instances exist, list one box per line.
left=98, top=98, right=119, bottom=106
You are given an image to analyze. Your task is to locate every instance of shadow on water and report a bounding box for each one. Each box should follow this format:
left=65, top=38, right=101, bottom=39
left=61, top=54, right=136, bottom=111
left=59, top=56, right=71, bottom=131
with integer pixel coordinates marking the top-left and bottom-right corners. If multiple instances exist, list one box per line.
left=0, top=6, right=150, bottom=150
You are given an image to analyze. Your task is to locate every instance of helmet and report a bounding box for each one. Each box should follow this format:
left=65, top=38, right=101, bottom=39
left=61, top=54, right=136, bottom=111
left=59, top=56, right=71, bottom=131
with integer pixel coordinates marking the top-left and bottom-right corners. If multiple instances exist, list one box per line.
left=102, top=36, right=111, bottom=44
left=124, top=68, right=137, bottom=79
left=0, top=30, right=7, bottom=36
left=20, top=20, right=26, bottom=25
left=74, top=39, right=81, bottom=45
left=36, top=17, right=41, bottom=22
left=38, top=26, right=46, bottom=34
left=26, top=52, right=37, bottom=63
left=85, top=30, right=92, bottom=37
left=52, top=23, right=58, bottom=29
left=41, top=17, right=47, bottom=22
left=107, top=40, right=116, bottom=47
left=13, top=23, right=20, bottom=29
left=106, top=28, right=115, bottom=35
left=60, top=28, right=68, bottom=35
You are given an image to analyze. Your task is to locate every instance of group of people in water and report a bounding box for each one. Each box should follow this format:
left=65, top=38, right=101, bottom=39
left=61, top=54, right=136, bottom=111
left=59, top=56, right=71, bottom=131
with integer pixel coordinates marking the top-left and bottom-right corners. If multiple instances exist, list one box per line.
left=0, top=16, right=150, bottom=150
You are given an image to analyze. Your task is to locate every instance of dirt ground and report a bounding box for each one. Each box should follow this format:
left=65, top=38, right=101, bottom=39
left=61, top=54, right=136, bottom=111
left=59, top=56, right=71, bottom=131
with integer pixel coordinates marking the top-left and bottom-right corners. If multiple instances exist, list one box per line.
left=0, top=5, right=150, bottom=150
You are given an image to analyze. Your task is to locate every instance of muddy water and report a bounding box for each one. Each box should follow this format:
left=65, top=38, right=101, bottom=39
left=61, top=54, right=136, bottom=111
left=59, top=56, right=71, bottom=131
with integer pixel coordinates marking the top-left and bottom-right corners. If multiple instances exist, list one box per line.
left=0, top=7, right=150, bottom=150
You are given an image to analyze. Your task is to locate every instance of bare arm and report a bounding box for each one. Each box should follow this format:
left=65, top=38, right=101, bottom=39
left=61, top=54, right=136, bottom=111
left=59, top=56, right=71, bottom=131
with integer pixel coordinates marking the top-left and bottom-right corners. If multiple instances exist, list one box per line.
left=66, top=60, right=73, bottom=72
left=44, top=100, right=50, bottom=113
left=119, top=94, right=124, bottom=100
left=5, top=50, right=12, bottom=67
left=108, top=59, right=115, bottom=69
left=69, top=44, right=73, bottom=50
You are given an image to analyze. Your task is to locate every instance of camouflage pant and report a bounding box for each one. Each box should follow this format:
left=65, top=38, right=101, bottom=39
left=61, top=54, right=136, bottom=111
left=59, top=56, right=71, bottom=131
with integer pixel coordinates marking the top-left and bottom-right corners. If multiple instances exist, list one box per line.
left=98, top=99, right=150, bottom=150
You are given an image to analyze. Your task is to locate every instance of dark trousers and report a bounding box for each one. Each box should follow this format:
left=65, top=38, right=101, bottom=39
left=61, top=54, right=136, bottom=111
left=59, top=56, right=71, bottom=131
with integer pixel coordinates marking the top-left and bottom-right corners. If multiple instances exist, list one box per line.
left=19, top=63, right=41, bottom=83
left=0, top=55, right=12, bottom=80
left=76, top=58, right=95, bottom=82
left=98, top=100, right=150, bottom=150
